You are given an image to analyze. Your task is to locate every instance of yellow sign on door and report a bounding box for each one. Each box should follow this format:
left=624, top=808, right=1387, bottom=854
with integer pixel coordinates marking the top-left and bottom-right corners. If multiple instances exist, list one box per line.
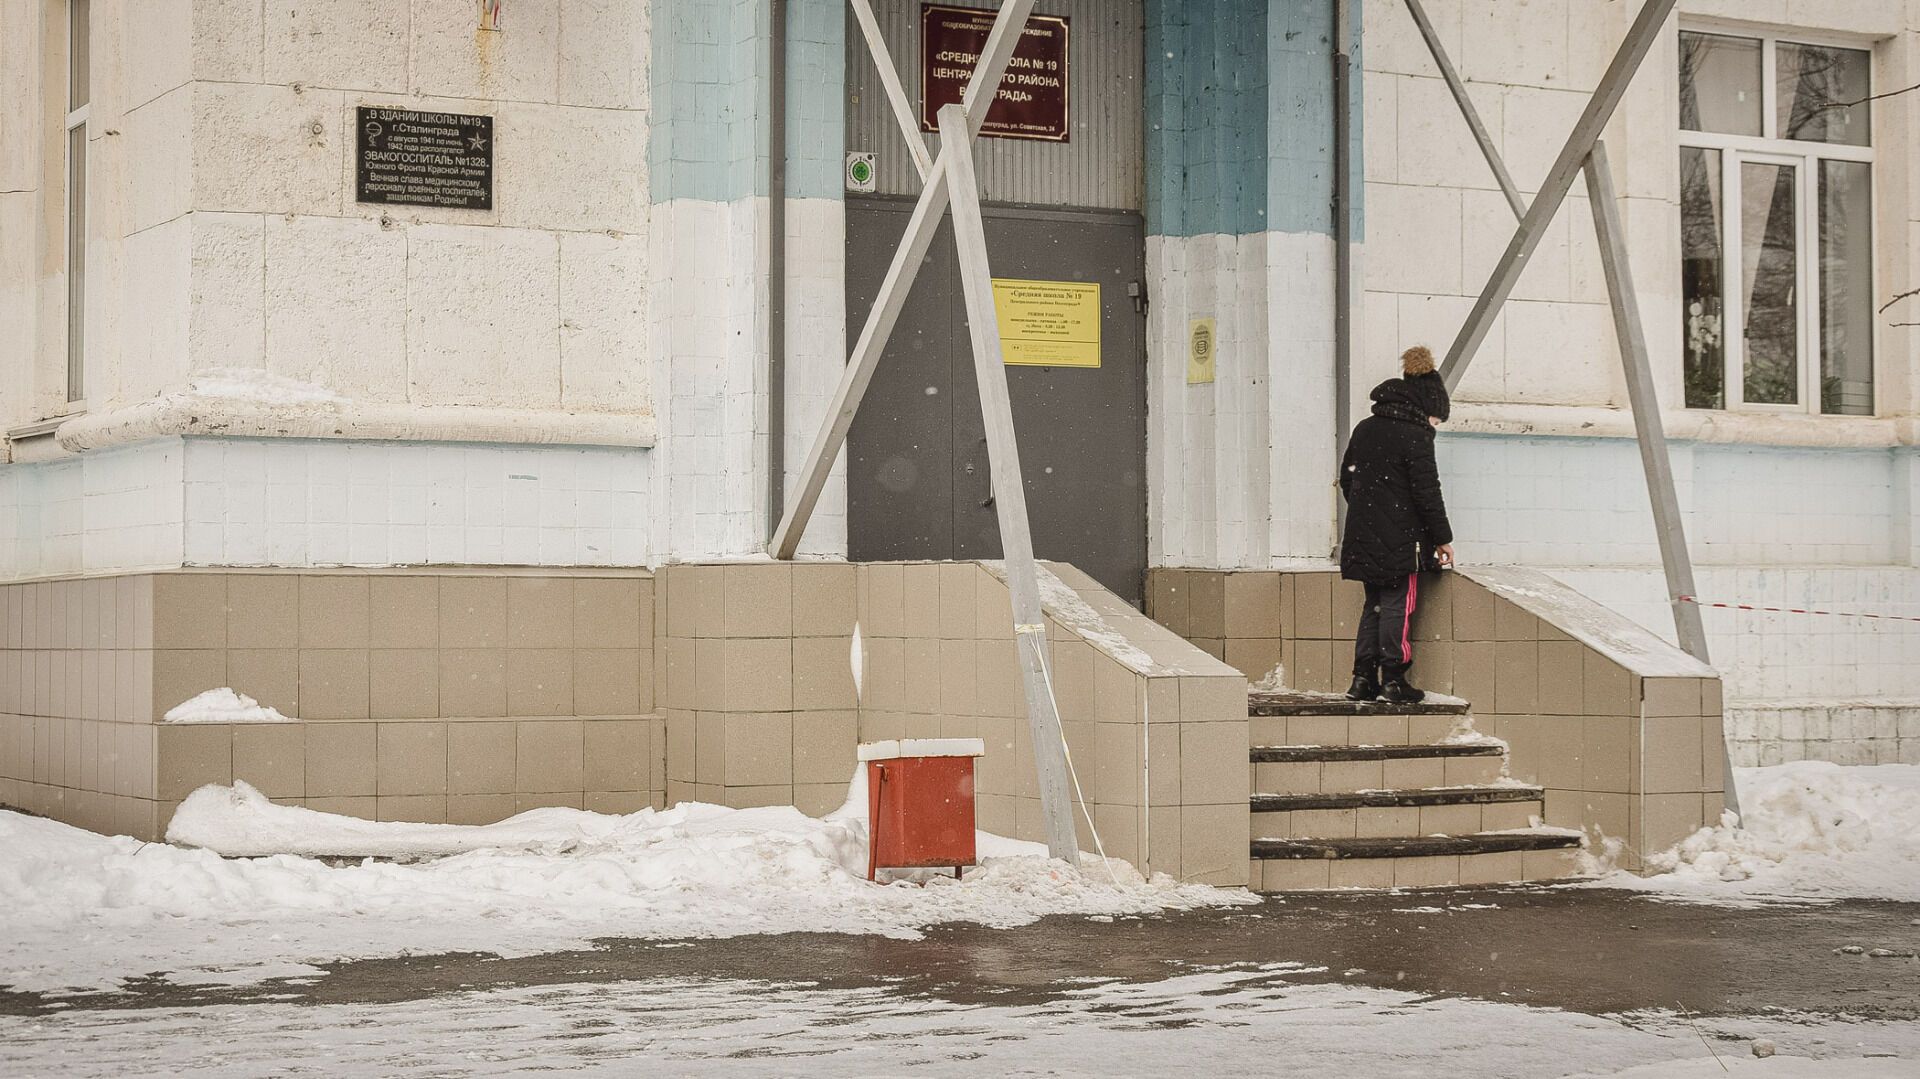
left=991, top=278, right=1101, bottom=367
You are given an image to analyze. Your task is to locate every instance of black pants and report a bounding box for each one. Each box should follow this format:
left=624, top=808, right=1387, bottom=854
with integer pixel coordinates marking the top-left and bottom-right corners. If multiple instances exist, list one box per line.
left=1353, top=573, right=1419, bottom=679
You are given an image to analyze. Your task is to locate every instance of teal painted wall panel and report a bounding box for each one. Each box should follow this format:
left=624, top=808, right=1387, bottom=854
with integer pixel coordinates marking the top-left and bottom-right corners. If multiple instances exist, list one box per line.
left=787, top=0, right=845, bottom=201
left=650, top=0, right=768, bottom=203
left=1146, top=0, right=1362, bottom=239
left=650, top=0, right=843, bottom=204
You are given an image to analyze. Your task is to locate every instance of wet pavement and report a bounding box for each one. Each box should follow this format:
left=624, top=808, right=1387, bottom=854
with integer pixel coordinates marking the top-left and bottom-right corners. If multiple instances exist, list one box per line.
left=6, top=886, right=1917, bottom=1022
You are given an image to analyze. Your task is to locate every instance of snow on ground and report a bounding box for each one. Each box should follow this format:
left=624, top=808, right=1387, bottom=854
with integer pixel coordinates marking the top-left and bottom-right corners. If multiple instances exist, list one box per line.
left=1591, top=762, right=1920, bottom=904
left=1, top=966, right=1912, bottom=1078
left=0, top=776, right=1249, bottom=994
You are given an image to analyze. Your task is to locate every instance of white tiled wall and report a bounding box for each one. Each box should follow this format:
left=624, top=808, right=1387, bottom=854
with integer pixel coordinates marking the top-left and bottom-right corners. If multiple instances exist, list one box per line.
left=180, top=438, right=651, bottom=568
left=0, top=440, right=185, bottom=580
left=1441, top=435, right=1900, bottom=566
left=782, top=197, right=850, bottom=560
left=1146, top=229, right=1338, bottom=568
left=0, top=436, right=652, bottom=578
left=648, top=196, right=772, bottom=561
left=1549, top=565, right=1920, bottom=703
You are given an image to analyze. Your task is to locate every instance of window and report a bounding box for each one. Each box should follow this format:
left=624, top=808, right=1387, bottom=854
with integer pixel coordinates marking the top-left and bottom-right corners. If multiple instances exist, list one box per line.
left=65, top=0, right=88, bottom=404
left=1678, top=29, right=1874, bottom=415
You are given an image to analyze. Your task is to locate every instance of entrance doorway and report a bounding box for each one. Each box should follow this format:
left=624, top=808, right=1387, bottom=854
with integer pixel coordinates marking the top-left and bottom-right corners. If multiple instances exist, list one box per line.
left=845, top=197, right=1148, bottom=605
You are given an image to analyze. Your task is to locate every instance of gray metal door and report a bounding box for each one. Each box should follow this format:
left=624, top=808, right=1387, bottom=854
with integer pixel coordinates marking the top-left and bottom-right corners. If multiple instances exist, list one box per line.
left=846, top=198, right=1147, bottom=605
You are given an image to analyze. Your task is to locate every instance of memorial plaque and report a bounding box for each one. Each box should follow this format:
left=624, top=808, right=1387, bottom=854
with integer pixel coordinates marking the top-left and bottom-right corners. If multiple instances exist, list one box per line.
left=355, top=106, right=494, bottom=210
left=920, top=4, right=1069, bottom=142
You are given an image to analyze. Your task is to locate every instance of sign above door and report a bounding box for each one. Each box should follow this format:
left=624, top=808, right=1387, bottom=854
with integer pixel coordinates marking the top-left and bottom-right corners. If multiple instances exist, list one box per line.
left=920, top=4, right=1069, bottom=142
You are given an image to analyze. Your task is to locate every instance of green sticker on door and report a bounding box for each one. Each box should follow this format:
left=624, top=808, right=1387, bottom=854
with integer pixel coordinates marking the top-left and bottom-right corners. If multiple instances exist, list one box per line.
left=991, top=279, right=1100, bottom=367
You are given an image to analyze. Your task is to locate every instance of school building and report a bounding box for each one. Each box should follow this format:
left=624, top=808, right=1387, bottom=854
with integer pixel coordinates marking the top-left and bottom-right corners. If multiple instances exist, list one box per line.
left=2, top=0, right=1917, bottom=889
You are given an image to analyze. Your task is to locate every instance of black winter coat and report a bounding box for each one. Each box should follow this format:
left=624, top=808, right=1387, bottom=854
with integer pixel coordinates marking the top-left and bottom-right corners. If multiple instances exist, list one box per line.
left=1339, top=380, right=1454, bottom=584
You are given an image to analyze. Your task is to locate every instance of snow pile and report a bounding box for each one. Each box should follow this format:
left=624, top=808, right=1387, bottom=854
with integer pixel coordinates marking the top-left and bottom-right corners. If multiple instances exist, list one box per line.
left=181, top=367, right=343, bottom=405
left=161, top=688, right=294, bottom=725
left=2, top=777, right=1249, bottom=992
left=1595, top=762, right=1920, bottom=903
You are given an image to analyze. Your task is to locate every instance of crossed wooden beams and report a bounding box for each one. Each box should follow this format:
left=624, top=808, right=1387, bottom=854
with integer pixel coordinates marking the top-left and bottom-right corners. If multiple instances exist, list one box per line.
left=772, top=0, right=1734, bottom=850
left=769, top=0, right=1080, bottom=862
left=1401, top=0, right=1738, bottom=812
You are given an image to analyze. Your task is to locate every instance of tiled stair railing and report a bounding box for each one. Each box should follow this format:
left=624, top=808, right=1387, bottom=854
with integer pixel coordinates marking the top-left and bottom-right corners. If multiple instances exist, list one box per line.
left=1148, top=566, right=1726, bottom=871
left=656, top=560, right=1250, bottom=886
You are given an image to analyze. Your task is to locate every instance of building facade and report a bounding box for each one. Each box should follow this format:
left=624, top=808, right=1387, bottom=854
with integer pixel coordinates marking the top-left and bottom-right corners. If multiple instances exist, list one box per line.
left=1, top=1, right=1916, bottom=855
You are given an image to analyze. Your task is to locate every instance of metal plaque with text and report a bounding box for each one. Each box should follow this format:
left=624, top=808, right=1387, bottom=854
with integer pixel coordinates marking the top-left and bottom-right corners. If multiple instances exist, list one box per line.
left=355, top=106, right=494, bottom=210
left=920, top=4, right=1069, bottom=142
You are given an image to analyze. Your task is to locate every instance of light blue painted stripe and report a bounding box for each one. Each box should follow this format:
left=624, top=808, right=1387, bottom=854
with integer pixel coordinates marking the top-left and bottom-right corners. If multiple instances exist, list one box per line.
left=650, top=0, right=769, bottom=203
left=786, top=0, right=845, bottom=201
left=1147, top=0, right=1362, bottom=240
left=650, top=0, right=842, bottom=204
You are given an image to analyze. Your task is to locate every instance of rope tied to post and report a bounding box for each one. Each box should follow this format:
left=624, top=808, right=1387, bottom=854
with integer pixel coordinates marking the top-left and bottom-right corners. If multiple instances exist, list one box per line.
left=1677, top=595, right=1920, bottom=625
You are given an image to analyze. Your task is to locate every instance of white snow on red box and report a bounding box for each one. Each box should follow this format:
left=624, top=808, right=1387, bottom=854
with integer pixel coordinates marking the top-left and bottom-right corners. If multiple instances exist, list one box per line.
left=1585, top=761, right=1920, bottom=905
left=0, top=771, right=1249, bottom=993
left=856, top=737, right=986, bottom=761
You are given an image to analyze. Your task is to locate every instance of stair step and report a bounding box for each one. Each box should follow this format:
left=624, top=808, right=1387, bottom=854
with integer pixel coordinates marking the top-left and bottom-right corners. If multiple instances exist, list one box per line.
left=1251, top=743, right=1503, bottom=764
left=1250, top=830, right=1582, bottom=861
left=1251, top=785, right=1539, bottom=813
left=1248, top=691, right=1469, bottom=717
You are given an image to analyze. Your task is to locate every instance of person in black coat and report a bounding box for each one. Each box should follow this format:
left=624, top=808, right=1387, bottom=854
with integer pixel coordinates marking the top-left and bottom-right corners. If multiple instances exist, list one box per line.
left=1338, top=345, right=1455, bottom=704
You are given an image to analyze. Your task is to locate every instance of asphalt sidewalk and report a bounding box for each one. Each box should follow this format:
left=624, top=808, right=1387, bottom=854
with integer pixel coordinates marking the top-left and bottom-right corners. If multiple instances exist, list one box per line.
left=5, top=886, right=1916, bottom=1022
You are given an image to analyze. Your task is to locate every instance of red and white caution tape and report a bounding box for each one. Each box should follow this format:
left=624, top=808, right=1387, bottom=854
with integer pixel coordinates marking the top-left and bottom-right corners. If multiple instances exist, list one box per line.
left=1678, top=595, right=1920, bottom=625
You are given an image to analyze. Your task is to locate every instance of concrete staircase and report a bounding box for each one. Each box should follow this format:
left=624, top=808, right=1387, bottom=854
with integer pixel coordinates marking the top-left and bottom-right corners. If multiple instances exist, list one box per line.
left=1247, top=691, right=1586, bottom=891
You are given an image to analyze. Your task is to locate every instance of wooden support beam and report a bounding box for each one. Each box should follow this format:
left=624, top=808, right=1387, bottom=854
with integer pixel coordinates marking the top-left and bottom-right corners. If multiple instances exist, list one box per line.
left=1402, top=0, right=1524, bottom=220
left=769, top=0, right=1036, bottom=559
left=848, top=0, right=933, bottom=180
left=1582, top=141, right=1739, bottom=817
left=1438, top=0, right=1677, bottom=391
left=938, top=104, right=1079, bottom=862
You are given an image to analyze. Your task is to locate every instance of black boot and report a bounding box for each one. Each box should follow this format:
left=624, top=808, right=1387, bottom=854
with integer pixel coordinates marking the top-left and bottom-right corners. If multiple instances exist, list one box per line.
left=1379, top=674, right=1425, bottom=705
left=1346, top=672, right=1381, bottom=701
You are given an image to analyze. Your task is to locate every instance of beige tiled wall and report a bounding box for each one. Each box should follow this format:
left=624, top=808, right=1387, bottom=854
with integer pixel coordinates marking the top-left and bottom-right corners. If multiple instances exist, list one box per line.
left=7, top=562, right=1250, bottom=884
left=656, top=561, right=861, bottom=817
left=0, top=569, right=661, bottom=840
left=656, top=560, right=1249, bottom=886
left=1149, top=567, right=1725, bottom=869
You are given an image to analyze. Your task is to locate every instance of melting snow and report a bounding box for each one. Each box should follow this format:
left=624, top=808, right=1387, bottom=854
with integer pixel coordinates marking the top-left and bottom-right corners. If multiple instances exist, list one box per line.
left=1, top=774, right=1251, bottom=993
left=1587, top=761, right=1920, bottom=904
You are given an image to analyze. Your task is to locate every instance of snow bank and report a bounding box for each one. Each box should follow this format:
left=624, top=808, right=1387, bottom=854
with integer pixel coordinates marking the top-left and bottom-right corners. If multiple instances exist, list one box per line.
left=1589, top=762, right=1920, bottom=904
left=182, top=367, right=343, bottom=405
left=161, top=688, right=294, bottom=725
left=1, top=778, right=1249, bottom=992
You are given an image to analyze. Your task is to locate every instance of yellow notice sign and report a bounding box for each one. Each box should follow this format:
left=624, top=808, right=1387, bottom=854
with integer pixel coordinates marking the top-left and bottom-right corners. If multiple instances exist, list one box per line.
left=991, top=278, right=1101, bottom=367
left=1187, top=317, right=1217, bottom=384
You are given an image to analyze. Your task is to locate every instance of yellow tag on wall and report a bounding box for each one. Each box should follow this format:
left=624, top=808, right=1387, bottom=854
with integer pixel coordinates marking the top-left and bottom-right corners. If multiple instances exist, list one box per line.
left=991, top=279, right=1101, bottom=367
left=1187, top=317, right=1216, bottom=384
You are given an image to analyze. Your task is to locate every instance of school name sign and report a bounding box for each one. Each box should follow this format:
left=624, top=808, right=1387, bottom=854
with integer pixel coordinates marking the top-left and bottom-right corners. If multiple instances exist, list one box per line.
left=920, top=4, right=1070, bottom=142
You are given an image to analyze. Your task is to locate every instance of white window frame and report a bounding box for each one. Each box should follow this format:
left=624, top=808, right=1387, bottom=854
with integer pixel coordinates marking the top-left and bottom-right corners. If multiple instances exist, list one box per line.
left=64, top=0, right=88, bottom=407
left=1678, top=26, right=1877, bottom=416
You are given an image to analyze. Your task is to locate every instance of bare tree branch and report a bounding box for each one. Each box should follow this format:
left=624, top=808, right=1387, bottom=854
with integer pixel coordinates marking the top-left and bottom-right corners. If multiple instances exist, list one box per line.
left=1819, top=80, right=1920, bottom=111
left=1881, top=286, right=1920, bottom=315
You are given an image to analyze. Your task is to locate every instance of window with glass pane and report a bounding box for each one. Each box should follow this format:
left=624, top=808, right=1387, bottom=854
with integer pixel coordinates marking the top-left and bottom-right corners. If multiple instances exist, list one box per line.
left=1679, top=31, right=1762, bottom=136
left=70, top=0, right=88, bottom=108
left=1679, top=147, right=1725, bottom=409
left=1739, top=162, right=1799, bottom=406
left=1678, top=28, right=1874, bottom=416
left=67, top=125, right=85, bottom=403
left=1778, top=43, right=1869, bottom=145
left=1820, top=160, right=1872, bottom=415
left=66, top=0, right=89, bottom=403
